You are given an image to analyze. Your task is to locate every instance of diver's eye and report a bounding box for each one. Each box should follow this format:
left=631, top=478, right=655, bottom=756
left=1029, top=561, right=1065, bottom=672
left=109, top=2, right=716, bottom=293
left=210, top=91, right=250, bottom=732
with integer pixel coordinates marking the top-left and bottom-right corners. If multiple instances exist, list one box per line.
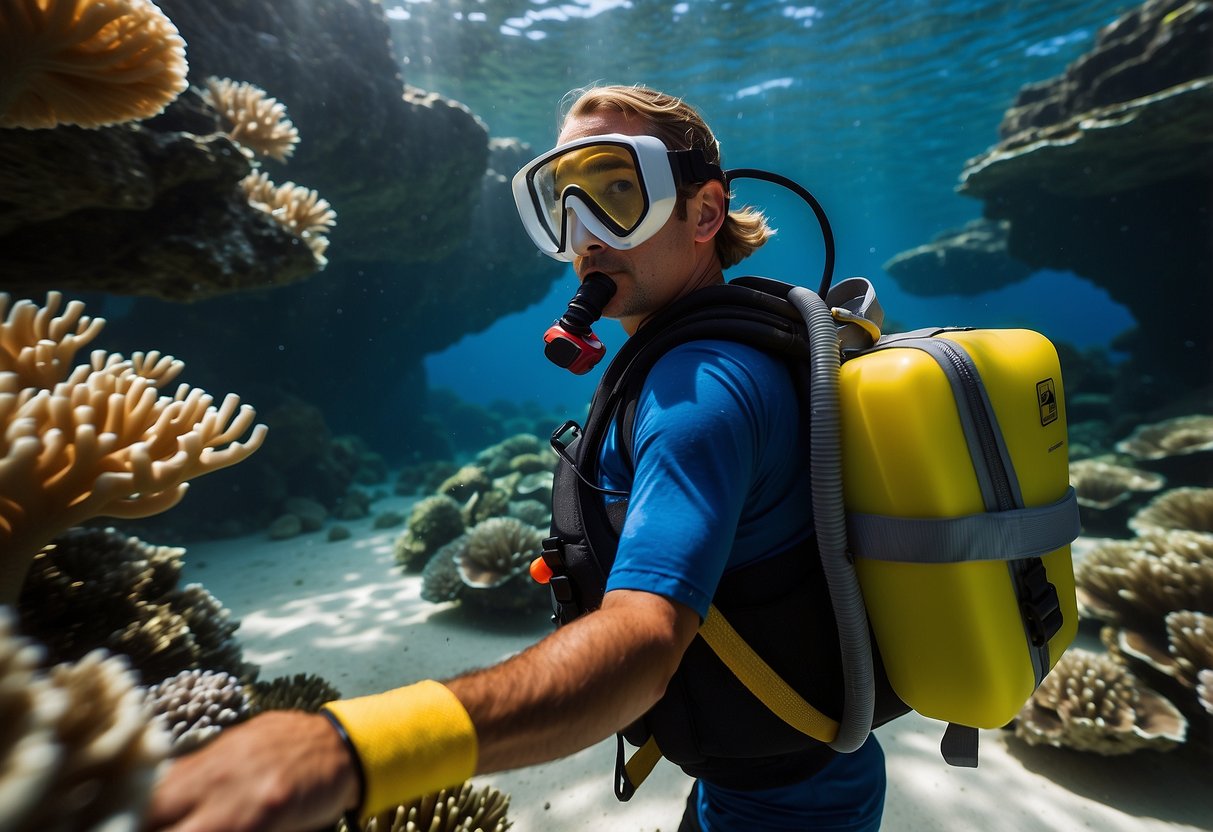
left=604, top=179, right=634, bottom=196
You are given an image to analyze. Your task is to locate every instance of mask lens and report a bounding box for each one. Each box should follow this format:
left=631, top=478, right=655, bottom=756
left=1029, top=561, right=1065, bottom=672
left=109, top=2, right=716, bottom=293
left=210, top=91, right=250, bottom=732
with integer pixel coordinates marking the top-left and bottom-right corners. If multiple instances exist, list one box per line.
left=533, top=143, right=647, bottom=239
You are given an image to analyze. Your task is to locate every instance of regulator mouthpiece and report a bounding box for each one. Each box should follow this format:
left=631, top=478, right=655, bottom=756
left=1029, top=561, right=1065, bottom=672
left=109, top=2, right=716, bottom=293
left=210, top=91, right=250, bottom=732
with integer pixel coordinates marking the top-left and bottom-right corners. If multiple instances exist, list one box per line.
left=543, top=272, right=617, bottom=374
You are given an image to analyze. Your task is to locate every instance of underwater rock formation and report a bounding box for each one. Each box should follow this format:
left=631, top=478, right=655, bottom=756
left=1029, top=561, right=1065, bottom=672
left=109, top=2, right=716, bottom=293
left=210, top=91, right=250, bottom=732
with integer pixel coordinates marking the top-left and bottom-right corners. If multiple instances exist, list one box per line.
left=881, top=218, right=1032, bottom=295
left=890, top=0, right=1212, bottom=385
left=1015, top=648, right=1187, bottom=754
left=0, top=292, right=265, bottom=603
left=0, top=612, right=170, bottom=832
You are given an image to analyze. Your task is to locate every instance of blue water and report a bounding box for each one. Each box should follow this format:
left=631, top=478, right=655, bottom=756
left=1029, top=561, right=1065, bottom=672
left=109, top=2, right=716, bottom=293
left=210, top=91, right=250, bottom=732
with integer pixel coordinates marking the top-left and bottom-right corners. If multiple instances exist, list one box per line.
left=397, top=0, right=1136, bottom=407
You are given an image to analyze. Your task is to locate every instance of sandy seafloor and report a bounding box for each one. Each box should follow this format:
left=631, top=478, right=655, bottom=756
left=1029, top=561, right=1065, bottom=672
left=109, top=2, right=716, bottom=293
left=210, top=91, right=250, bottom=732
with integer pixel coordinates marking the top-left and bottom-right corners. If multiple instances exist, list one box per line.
left=177, top=487, right=1212, bottom=832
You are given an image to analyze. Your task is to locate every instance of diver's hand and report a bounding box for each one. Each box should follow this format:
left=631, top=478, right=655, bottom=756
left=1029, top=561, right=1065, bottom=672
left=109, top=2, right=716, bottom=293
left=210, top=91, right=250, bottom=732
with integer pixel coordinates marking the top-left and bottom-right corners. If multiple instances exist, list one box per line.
left=142, top=710, right=360, bottom=832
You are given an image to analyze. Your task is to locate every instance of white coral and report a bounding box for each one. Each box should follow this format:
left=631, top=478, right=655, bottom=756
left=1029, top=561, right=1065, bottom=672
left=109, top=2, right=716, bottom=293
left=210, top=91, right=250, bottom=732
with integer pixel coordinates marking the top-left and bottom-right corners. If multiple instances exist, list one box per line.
left=0, top=292, right=267, bottom=605
left=202, top=77, right=300, bottom=162
left=241, top=171, right=337, bottom=265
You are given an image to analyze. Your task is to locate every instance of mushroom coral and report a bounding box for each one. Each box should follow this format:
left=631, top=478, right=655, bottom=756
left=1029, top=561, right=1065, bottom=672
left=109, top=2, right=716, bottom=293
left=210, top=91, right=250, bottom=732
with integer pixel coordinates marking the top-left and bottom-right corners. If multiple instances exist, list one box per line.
left=0, top=292, right=267, bottom=605
left=0, top=0, right=188, bottom=129
left=1015, top=648, right=1187, bottom=755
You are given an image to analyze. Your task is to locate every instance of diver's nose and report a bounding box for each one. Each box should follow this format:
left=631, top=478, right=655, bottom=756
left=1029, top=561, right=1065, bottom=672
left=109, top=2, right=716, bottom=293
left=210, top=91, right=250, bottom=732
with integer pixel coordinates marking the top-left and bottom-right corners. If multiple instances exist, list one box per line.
left=566, top=210, right=605, bottom=256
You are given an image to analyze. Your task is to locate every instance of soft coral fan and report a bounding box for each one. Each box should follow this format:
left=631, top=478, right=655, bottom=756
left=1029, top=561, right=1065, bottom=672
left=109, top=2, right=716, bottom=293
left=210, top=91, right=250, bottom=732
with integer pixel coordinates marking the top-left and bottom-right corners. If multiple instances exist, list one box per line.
left=0, top=292, right=267, bottom=604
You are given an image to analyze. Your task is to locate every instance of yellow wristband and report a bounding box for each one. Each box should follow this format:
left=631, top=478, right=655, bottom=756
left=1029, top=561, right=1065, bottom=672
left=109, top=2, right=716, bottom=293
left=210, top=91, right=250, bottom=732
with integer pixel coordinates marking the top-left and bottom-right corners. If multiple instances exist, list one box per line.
left=322, top=680, right=478, bottom=819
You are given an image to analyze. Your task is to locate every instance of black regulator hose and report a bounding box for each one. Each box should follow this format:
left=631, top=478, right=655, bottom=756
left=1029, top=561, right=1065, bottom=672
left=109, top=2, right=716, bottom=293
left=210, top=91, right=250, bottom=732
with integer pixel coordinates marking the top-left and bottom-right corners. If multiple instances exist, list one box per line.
left=543, top=272, right=617, bottom=374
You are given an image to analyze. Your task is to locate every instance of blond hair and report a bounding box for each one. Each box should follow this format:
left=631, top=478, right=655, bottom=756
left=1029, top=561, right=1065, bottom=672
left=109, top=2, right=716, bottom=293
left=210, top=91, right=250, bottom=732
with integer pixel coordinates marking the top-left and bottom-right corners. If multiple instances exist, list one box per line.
left=560, top=85, right=774, bottom=269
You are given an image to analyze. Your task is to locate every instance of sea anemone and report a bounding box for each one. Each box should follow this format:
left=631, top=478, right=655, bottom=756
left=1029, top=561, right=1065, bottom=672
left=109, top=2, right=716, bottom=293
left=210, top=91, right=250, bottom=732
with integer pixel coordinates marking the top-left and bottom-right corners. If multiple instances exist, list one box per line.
left=338, top=781, right=511, bottom=832
left=455, top=517, right=547, bottom=613
left=246, top=673, right=342, bottom=716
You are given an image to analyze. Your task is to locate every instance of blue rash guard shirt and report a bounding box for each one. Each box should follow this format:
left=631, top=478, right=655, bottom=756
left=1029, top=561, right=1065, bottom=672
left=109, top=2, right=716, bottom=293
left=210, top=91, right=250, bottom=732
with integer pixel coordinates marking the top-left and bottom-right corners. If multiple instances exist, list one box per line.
left=597, top=338, right=886, bottom=832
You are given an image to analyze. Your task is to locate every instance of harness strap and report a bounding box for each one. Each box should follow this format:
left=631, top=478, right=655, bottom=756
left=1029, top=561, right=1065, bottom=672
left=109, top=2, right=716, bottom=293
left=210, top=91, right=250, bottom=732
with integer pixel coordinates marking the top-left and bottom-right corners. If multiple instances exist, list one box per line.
left=699, top=605, right=840, bottom=743
left=616, top=603, right=842, bottom=797
left=615, top=733, right=662, bottom=801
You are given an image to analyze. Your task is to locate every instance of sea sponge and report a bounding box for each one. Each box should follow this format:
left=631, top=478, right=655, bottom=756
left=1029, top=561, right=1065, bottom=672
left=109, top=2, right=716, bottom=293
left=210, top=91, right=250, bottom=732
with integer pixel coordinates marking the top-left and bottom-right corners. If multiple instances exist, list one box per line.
left=0, top=292, right=266, bottom=605
left=1014, top=648, right=1187, bottom=754
left=337, top=781, right=511, bottom=832
left=1130, top=487, right=1213, bottom=536
left=394, top=494, right=465, bottom=571
left=202, top=77, right=299, bottom=162
left=241, top=170, right=337, bottom=265
left=0, top=0, right=188, bottom=129
left=0, top=612, right=170, bottom=831
left=146, top=668, right=248, bottom=754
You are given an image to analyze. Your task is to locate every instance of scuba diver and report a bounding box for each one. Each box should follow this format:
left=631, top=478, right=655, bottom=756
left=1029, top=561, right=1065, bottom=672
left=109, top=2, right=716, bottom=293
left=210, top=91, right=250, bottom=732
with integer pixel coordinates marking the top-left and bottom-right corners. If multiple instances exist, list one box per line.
left=144, top=84, right=893, bottom=832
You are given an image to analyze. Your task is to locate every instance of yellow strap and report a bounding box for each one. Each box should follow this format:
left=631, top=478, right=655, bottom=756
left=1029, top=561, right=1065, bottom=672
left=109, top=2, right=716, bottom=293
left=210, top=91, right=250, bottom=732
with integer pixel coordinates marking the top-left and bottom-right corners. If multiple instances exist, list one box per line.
left=623, top=735, right=662, bottom=792
left=699, top=604, right=840, bottom=743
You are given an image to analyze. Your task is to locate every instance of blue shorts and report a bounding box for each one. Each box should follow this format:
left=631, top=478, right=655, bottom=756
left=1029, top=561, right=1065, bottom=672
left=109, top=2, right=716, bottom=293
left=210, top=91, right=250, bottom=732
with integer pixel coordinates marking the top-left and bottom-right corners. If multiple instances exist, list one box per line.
left=691, top=734, right=886, bottom=831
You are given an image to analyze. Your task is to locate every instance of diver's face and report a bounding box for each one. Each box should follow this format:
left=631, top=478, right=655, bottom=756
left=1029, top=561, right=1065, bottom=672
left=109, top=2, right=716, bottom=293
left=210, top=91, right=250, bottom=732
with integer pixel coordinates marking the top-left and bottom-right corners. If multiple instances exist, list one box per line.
left=556, top=111, right=726, bottom=335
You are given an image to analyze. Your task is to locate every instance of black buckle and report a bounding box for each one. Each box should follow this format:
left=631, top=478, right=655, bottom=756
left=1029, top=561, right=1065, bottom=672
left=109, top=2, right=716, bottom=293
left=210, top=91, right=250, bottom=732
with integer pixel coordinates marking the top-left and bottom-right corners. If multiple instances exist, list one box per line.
left=1018, top=558, right=1062, bottom=647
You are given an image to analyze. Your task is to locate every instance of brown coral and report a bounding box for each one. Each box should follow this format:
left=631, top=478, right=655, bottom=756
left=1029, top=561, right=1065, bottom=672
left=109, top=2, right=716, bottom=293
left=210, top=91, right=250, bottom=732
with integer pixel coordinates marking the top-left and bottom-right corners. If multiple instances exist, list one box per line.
left=337, top=781, right=511, bottom=832
left=1075, top=531, right=1213, bottom=635
left=1130, top=487, right=1213, bottom=536
left=0, top=0, right=188, bottom=129
left=241, top=171, right=337, bottom=265
left=0, top=292, right=267, bottom=605
left=1117, top=414, right=1213, bottom=461
left=0, top=612, right=170, bottom=831
left=18, top=527, right=250, bottom=685
left=246, top=673, right=341, bottom=716
left=1069, top=458, right=1165, bottom=510
left=202, top=76, right=299, bottom=161
left=1015, top=648, right=1186, bottom=754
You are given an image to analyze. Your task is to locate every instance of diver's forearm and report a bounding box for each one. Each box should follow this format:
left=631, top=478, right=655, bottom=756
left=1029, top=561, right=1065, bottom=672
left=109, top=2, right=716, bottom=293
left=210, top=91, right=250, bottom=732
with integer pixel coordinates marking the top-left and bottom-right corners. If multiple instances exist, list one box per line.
left=446, top=589, right=698, bottom=774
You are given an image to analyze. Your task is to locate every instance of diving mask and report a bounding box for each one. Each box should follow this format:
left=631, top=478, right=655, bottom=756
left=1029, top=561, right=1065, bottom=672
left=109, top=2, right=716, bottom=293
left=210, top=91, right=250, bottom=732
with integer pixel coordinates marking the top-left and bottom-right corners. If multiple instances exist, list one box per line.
left=511, top=133, right=725, bottom=260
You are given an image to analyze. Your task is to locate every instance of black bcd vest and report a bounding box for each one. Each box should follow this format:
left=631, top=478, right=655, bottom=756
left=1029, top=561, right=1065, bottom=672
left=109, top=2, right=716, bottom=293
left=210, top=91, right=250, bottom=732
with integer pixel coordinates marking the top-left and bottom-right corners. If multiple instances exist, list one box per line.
left=540, top=276, right=908, bottom=792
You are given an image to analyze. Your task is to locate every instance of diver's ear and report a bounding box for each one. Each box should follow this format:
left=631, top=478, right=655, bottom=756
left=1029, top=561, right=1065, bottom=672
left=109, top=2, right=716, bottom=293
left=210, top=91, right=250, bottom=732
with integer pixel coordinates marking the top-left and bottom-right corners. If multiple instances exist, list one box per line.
left=693, top=180, right=728, bottom=243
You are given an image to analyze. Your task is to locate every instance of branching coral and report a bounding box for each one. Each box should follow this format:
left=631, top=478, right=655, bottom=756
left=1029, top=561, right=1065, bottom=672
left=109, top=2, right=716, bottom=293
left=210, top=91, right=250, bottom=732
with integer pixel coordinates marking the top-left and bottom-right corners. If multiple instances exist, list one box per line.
left=0, top=292, right=267, bottom=605
left=1014, top=648, right=1186, bottom=754
left=337, top=781, right=511, bottom=832
left=146, top=668, right=248, bottom=754
left=0, top=611, right=170, bottom=831
left=202, top=76, right=299, bottom=162
left=1130, top=487, right=1213, bottom=537
left=0, top=0, right=188, bottom=129
left=241, top=171, right=337, bottom=265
